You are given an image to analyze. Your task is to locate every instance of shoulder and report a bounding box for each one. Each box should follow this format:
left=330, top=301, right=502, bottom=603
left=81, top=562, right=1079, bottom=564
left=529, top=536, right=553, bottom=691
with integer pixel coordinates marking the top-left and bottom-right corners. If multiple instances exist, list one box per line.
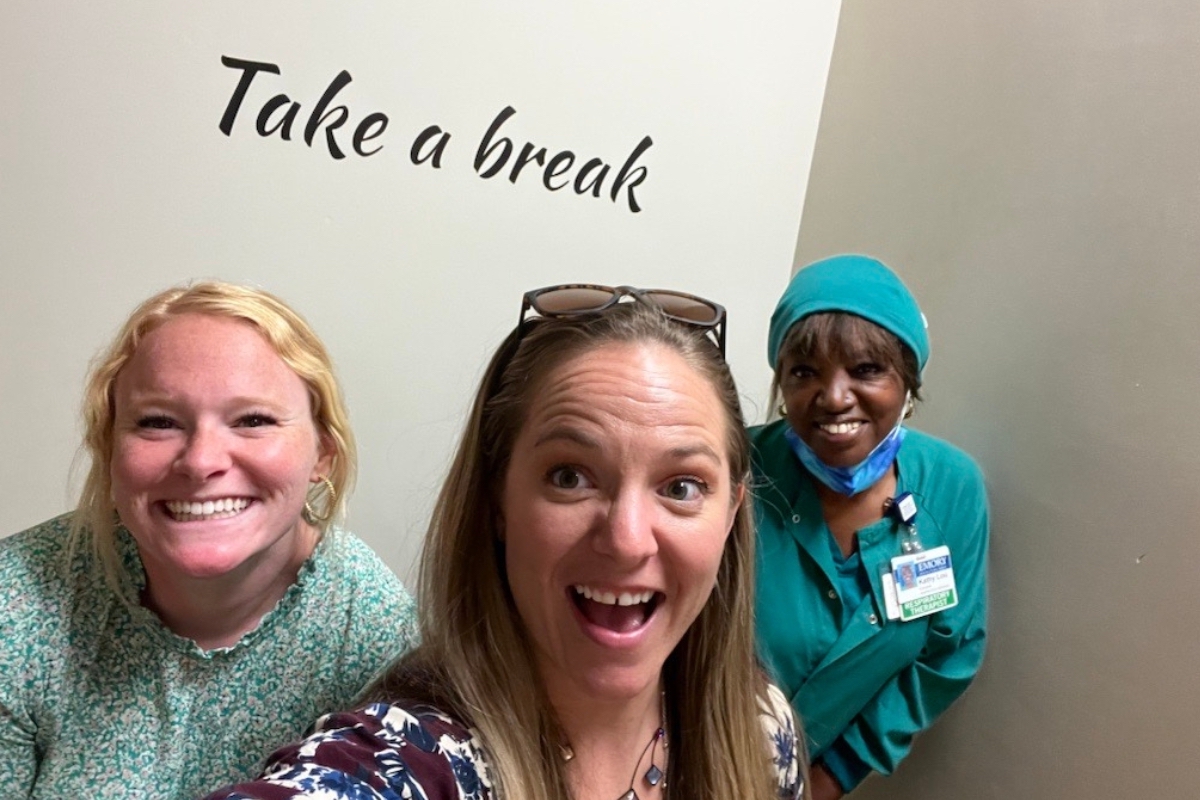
left=901, top=428, right=987, bottom=497
left=1, top=513, right=73, bottom=576
left=0, top=514, right=78, bottom=624
left=0, top=515, right=88, bottom=713
left=746, top=420, right=803, bottom=519
left=907, top=431, right=984, bottom=474
left=203, top=701, right=493, bottom=800
left=313, top=528, right=416, bottom=616
left=317, top=528, right=403, bottom=585
left=747, top=418, right=792, bottom=457
left=304, top=527, right=420, bottom=666
left=759, top=683, right=803, bottom=798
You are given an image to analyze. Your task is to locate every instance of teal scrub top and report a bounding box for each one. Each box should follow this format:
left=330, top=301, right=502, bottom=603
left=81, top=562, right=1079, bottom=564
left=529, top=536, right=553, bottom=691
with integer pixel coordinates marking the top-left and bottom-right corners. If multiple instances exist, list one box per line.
left=750, top=421, right=988, bottom=788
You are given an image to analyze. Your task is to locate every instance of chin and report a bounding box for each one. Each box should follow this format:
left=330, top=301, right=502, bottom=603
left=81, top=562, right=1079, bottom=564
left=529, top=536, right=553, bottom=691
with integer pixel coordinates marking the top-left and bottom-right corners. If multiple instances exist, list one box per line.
left=573, top=664, right=663, bottom=702
left=164, top=547, right=256, bottom=581
left=816, top=449, right=869, bottom=469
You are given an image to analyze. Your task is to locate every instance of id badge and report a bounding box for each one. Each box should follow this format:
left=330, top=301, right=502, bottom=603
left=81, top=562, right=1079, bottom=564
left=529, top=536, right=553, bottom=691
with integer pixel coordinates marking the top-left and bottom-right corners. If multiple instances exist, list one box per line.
left=890, top=545, right=958, bottom=621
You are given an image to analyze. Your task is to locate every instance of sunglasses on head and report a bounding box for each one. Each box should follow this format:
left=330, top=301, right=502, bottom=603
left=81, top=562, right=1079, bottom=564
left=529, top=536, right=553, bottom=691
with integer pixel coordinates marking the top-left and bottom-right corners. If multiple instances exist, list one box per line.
left=518, top=284, right=727, bottom=357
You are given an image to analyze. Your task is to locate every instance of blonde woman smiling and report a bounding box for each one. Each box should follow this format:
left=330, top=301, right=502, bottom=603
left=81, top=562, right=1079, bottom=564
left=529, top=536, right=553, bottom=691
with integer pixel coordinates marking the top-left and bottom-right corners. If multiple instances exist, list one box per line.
left=0, top=282, right=418, bottom=798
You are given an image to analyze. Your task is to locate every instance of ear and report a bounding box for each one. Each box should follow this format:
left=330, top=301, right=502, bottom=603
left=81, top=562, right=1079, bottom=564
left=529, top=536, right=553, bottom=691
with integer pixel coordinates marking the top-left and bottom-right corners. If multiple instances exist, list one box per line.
left=312, top=430, right=336, bottom=481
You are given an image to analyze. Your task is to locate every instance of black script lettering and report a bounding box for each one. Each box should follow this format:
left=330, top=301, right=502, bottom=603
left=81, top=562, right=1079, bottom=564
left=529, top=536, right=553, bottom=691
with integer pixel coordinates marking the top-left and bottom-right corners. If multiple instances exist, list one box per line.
left=473, top=107, right=653, bottom=213
left=510, top=143, right=547, bottom=182
left=219, top=57, right=281, bottom=135
left=543, top=151, right=575, bottom=191
left=574, top=158, right=610, bottom=198
left=475, top=106, right=517, bottom=178
left=218, top=56, right=389, bottom=160
left=256, top=94, right=299, bottom=139
left=410, top=124, right=449, bottom=166
left=610, top=136, right=653, bottom=213
left=355, top=112, right=388, bottom=157
left=304, top=71, right=353, bottom=159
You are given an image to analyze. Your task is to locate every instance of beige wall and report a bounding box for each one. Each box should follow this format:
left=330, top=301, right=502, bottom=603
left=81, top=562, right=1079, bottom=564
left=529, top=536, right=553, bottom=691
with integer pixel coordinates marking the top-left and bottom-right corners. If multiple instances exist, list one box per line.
left=796, top=1, right=1200, bottom=797
left=0, top=1, right=842, bottom=577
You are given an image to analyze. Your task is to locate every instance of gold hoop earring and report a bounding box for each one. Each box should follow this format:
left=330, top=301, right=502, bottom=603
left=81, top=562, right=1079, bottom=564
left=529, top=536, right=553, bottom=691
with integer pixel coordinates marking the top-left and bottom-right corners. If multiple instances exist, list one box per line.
left=904, top=398, right=915, bottom=419
left=303, top=476, right=337, bottom=525
left=778, top=403, right=788, bottom=418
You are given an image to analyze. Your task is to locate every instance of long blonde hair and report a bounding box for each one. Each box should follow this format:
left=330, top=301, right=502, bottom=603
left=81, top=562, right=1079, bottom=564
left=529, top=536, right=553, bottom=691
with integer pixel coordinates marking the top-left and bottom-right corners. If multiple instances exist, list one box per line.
left=71, top=280, right=356, bottom=591
left=370, top=301, right=781, bottom=799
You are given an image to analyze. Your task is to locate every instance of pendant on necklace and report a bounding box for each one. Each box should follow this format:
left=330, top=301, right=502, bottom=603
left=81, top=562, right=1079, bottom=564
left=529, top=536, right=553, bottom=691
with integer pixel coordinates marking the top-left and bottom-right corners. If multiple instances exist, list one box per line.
left=617, top=792, right=638, bottom=800
left=645, top=764, right=664, bottom=787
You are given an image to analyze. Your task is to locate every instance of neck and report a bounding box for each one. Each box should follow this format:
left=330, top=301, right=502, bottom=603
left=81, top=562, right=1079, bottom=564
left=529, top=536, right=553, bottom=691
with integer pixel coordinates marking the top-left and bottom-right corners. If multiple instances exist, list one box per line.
left=138, top=526, right=319, bottom=650
left=816, top=466, right=897, bottom=556
left=550, top=681, right=666, bottom=800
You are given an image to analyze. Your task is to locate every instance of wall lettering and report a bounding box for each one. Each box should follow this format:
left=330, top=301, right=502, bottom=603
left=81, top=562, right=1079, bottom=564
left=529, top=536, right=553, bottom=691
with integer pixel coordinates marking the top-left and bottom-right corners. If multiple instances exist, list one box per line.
left=217, top=56, right=653, bottom=213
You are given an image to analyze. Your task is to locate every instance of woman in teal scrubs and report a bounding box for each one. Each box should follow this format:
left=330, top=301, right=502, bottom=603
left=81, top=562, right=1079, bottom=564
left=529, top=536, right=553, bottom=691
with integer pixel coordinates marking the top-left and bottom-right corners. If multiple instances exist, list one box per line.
left=751, top=254, right=988, bottom=798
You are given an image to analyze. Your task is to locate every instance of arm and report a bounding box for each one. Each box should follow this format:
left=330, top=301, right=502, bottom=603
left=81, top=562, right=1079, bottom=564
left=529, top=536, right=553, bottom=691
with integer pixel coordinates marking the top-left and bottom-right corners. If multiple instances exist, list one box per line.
left=202, top=703, right=488, bottom=800
left=0, top=702, right=37, bottom=796
left=315, top=531, right=421, bottom=710
left=337, top=533, right=421, bottom=677
left=834, top=479, right=990, bottom=788
left=759, top=682, right=805, bottom=799
left=0, top=523, right=59, bottom=798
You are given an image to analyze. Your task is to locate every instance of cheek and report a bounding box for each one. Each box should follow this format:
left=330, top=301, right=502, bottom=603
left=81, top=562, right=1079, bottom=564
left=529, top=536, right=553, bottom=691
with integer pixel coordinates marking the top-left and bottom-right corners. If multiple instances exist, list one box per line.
left=110, top=438, right=168, bottom=490
left=502, top=502, right=560, bottom=576
left=782, top=387, right=812, bottom=424
left=254, top=435, right=322, bottom=489
left=705, top=505, right=739, bottom=580
left=673, top=517, right=733, bottom=598
left=502, top=523, right=560, bottom=637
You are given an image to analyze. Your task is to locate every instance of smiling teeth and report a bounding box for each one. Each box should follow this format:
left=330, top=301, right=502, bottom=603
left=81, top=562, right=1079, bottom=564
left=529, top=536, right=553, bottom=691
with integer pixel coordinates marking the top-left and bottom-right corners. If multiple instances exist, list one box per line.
left=574, top=585, right=656, bottom=606
left=820, top=422, right=863, bottom=435
left=165, top=498, right=250, bottom=520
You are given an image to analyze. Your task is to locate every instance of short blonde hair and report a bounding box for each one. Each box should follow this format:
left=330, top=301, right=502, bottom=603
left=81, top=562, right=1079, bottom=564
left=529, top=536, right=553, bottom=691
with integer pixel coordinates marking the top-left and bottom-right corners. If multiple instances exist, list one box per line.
left=71, top=281, right=356, bottom=590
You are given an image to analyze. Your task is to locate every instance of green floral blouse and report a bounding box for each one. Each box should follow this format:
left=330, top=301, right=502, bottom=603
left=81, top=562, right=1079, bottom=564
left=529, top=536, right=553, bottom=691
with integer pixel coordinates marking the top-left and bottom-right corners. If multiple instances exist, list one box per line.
left=0, top=514, right=419, bottom=799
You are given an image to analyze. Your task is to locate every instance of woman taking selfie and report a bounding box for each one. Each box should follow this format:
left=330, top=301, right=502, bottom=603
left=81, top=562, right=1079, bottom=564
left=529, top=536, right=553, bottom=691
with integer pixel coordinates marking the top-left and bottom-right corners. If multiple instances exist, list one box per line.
left=206, top=285, right=802, bottom=800
left=752, top=255, right=988, bottom=797
left=0, top=282, right=418, bottom=798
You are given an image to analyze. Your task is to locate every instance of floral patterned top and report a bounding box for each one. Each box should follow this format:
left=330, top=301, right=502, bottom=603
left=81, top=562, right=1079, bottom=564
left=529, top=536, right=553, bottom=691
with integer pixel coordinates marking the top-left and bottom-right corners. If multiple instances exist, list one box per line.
left=203, top=684, right=802, bottom=799
left=0, top=514, right=419, bottom=799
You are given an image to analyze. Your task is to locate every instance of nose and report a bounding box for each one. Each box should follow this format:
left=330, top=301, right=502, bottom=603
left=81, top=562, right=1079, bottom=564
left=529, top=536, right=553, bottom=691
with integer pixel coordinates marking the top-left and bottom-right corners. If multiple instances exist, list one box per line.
left=592, top=490, right=659, bottom=564
left=816, top=369, right=855, bottom=412
left=173, top=423, right=232, bottom=480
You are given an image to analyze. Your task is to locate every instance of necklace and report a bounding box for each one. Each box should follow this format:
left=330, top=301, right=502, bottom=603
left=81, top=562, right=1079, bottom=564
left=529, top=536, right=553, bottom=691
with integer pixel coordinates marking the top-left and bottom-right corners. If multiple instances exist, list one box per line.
left=559, top=697, right=668, bottom=800
left=627, top=724, right=666, bottom=799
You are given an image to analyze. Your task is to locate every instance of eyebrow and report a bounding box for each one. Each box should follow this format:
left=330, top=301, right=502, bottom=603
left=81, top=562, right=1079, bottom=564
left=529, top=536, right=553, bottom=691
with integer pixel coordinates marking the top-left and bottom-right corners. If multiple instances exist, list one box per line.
left=533, top=426, right=601, bottom=450
left=667, top=443, right=723, bottom=464
left=117, top=393, right=296, bottom=416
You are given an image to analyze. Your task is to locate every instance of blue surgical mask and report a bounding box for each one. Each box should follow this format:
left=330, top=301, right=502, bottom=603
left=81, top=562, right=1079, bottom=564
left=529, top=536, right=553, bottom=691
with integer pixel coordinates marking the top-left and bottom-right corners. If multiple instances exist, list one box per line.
left=784, top=399, right=908, bottom=496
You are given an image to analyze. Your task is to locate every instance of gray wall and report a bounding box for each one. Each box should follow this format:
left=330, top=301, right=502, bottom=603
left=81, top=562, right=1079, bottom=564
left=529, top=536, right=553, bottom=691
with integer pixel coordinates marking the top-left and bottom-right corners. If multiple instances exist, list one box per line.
left=795, top=2, right=1200, bottom=797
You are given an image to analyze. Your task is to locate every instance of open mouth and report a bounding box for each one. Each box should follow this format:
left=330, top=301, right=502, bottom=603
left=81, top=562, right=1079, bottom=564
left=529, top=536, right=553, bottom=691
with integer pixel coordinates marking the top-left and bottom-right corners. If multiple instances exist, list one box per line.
left=163, top=498, right=251, bottom=522
left=571, top=585, right=662, bottom=633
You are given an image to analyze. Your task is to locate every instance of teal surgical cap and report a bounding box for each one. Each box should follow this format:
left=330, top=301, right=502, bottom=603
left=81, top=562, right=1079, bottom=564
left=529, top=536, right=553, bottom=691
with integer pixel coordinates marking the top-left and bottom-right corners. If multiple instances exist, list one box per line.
left=767, top=254, right=930, bottom=373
